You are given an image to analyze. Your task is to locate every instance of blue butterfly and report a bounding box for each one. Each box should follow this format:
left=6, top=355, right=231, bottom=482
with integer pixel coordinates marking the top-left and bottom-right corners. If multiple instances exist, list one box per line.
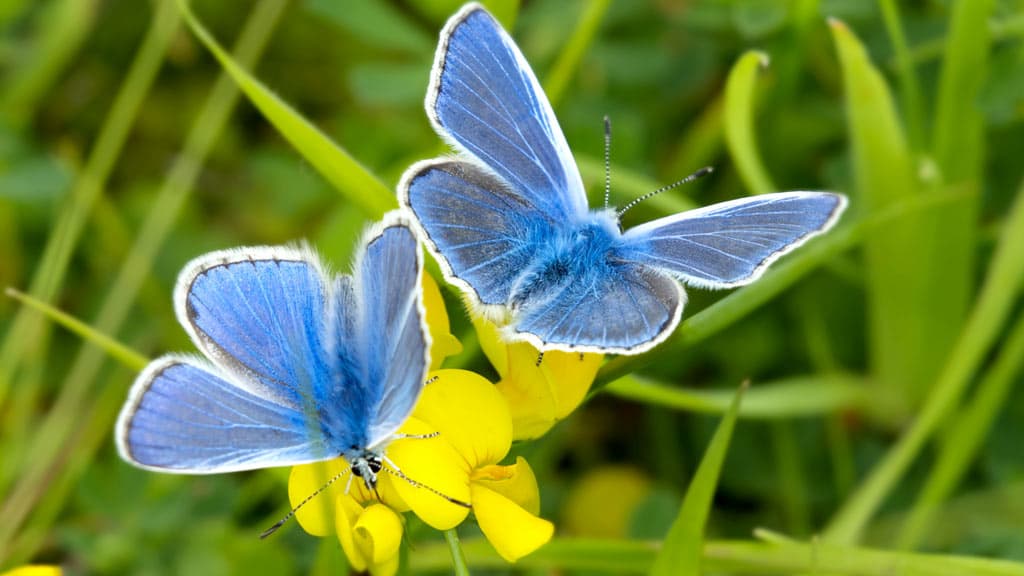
left=116, top=214, right=430, bottom=495
left=400, top=3, right=847, bottom=355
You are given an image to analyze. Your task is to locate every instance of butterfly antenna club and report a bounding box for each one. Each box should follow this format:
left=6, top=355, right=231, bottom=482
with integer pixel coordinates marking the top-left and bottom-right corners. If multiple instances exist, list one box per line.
left=260, top=467, right=350, bottom=539
left=616, top=166, right=714, bottom=218
left=603, top=116, right=612, bottom=210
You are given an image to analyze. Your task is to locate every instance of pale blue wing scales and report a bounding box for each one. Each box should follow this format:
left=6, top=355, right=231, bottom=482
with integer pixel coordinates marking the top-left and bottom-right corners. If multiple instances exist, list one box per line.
left=177, top=249, right=335, bottom=411
left=428, top=4, right=588, bottom=221
left=619, top=192, right=846, bottom=288
left=117, top=356, right=328, bottom=473
left=401, top=159, right=551, bottom=306
left=514, top=264, right=683, bottom=354
left=353, top=218, right=430, bottom=448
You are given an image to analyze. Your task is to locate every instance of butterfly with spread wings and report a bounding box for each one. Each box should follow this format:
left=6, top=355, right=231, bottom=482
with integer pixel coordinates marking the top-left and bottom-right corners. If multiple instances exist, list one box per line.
left=400, top=3, right=846, bottom=355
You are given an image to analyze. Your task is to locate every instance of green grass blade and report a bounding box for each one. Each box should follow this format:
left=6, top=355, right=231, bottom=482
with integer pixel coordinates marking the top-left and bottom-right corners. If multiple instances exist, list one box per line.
left=831, top=17, right=949, bottom=412
left=897, top=310, right=1024, bottom=549
left=901, top=13, right=1024, bottom=67
left=4, top=288, right=147, bottom=371
left=541, top=0, right=611, bottom=109
left=877, top=0, right=926, bottom=150
left=605, top=374, right=864, bottom=419
left=0, top=0, right=177, bottom=408
left=175, top=0, right=394, bottom=218
left=824, top=178, right=1024, bottom=544
left=917, top=0, right=994, bottom=410
left=723, top=51, right=775, bottom=194
left=409, top=536, right=1024, bottom=575
left=772, top=422, right=811, bottom=535
left=0, top=0, right=99, bottom=128
left=649, top=383, right=745, bottom=576
left=0, top=0, right=287, bottom=559
left=932, top=0, right=992, bottom=184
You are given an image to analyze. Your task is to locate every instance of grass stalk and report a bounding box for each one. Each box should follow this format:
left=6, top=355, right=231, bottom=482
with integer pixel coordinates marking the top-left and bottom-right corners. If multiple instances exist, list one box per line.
left=0, top=0, right=178, bottom=408
left=541, top=0, right=611, bottom=109
left=0, top=0, right=287, bottom=558
left=823, top=180, right=1024, bottom=543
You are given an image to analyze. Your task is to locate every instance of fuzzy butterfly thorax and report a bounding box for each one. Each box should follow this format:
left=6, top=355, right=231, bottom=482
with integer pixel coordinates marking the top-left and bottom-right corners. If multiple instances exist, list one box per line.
left=508, top=210, right=621, bottom=311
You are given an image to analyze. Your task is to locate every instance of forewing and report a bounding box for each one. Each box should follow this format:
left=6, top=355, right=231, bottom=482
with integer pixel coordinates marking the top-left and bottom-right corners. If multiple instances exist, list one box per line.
left=117, top=356, right=327, bottom=473
left=176, top=247, right=334, bottom=410
left=401, top=159, right=552, bottom=306
left=620, top=192, right=846, bottom=287
left=427, top=4, right=588, bottom=220
left=351, top=216, right=430, bottom=448
left=514, top=264, right=683, bottom=355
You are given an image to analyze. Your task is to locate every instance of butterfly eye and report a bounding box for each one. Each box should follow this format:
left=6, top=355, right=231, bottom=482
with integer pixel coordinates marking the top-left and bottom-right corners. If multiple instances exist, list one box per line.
left=368, top=457, right=383, bottom=474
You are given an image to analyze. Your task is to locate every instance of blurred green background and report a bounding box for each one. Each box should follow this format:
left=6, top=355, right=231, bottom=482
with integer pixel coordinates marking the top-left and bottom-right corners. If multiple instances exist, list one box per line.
left=2, top=0, right=1024, bottom=573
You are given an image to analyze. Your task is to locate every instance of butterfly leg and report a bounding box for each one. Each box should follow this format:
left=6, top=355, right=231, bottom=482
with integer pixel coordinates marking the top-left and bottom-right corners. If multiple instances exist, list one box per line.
left=343, top=471, right=355, bottom=495
left=535, top=351, right=544, bottom=367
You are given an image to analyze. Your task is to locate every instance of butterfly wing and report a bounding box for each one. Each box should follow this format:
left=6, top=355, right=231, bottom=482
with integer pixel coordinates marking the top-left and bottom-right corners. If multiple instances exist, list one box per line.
left=512, top=262, right=683, bottom=354
left=619, top=192, right=847, bottom=288
left=401, top=159, right=555, bottom=307
left=176, top=247, right=335, bottom=409
left=425, top=3, right=588, bottom=221
left=118, top=248, right=350, bottom=473
left=349, top=215, right=430, bottom=450
left=117, top=356, right=329, bottom=473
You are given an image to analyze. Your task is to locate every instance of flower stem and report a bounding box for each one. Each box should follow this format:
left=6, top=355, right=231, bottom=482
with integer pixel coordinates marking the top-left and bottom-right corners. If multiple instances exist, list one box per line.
left=444, top=528, right=471, bottom=576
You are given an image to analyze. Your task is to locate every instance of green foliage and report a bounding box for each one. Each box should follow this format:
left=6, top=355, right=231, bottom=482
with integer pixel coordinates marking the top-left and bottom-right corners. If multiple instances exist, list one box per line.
left=3, top=0, right=1024, bottom=573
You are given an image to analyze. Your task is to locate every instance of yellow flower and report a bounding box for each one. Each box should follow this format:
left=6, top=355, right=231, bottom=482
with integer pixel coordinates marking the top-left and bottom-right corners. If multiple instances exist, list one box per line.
left=422, top=274, right=462, bottom=369
left=387, top=369, right=554, bottom=562
left=336, top=498, right=403, bottom=576
left=289, top=370, right=553, bottom=564
left=472, top=315, right=603, bottom=440
left=288, top=461, right=406, bottom=576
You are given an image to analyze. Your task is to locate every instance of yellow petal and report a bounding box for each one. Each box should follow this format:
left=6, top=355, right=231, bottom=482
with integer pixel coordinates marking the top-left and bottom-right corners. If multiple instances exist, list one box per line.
left=386, top=416, right=472, bottom=530
left=289, top=455, right=411, bottom=531
left=423, top=274, right=462, bottom=369
left=0, top=568, right=61, bottom=576
left=470, top=483, right=554, bottom=562
left=471, top=314, right=509, bottom=376
left=497, top=345, right=602, bottom=440
left=353, top=503, right=404, bottom=567
left=562, top=466, right=651, bottom=538
left=541, top=349, right=602, bottom=421
left=334, top=495, right=370, bottom=572
left=472, top=456, right=541, bottom=516
left=290, top=459, right=349, bottom=537
left=412, top=369, right=512, bottom=469
left=370, top=555, right=399, bottom=576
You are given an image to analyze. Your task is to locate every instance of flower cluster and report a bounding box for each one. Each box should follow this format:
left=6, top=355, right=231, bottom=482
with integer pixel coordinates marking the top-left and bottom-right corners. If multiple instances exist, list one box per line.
left=288, top=276, right=599, bottom=574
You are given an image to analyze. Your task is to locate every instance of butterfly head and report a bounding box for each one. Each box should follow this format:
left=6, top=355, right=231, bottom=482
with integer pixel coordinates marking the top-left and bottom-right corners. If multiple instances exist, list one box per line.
left=349, top=450, right=385, bottom=491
